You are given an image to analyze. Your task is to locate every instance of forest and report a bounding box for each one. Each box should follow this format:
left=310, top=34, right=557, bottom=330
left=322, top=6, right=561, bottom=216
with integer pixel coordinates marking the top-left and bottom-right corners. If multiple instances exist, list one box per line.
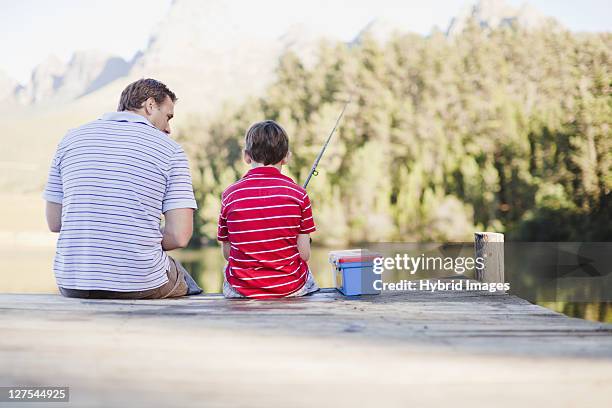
left=176, top=21, right=611, bottom=245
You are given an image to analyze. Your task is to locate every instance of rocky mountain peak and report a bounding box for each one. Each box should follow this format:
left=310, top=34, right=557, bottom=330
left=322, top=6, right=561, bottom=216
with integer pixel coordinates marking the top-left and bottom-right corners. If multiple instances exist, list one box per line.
left=447, top=0, right=551, bottom=36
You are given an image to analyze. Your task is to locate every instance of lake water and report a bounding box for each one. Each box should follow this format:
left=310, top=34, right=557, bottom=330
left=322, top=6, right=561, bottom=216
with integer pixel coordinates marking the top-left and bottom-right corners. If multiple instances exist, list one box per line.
left=1, top=246, right=609, bottom=323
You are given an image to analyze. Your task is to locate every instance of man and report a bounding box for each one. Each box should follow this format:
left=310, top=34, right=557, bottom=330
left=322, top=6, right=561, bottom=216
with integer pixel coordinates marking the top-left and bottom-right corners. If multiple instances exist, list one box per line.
left=43, top=78, right=201, bottom=299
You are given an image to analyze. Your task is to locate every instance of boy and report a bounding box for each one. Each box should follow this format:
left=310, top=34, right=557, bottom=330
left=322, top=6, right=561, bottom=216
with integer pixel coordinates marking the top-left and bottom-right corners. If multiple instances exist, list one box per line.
left=217, top=120, right=319, bottom=299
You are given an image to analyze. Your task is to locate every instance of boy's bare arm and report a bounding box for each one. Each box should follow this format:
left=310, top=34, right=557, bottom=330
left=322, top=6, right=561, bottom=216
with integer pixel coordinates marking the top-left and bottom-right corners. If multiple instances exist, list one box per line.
left=297, top=233, right=311, bottom=261
left=222, top=241, right=231, bottom=261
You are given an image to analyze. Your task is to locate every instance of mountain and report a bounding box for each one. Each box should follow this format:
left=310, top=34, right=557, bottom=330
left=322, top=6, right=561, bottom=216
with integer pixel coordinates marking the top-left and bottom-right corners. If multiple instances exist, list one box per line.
left=447, top=0, right=552, bottom=36
left=352, top=18, right=410, bottom=45
left=14, top=55, right=65, bottom=104
left=60, top=51, right=131, bottom=99
left=127, top=0, right=336, bottom=113
left=0, top=70, right=17, bottom=102
left=5, top=0, right=326, bottom=112
left=12, top=51, right=130, bottom=105
left=3, top=0, right=559, bottom=109
left=128, top=0, right=284, bottom=112
left=279, top=24, right=330, bottom=69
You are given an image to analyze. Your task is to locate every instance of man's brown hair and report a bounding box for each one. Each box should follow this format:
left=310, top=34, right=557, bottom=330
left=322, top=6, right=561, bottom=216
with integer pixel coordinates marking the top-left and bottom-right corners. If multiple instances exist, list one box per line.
left=244, top=120, right=289, bottom=165
left=117, top=78, right=177, bottom=112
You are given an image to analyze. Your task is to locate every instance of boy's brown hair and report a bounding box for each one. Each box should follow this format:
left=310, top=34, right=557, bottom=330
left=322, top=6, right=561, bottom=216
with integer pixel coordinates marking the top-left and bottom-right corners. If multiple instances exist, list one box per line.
left=244, top=120, right=289, bottom=165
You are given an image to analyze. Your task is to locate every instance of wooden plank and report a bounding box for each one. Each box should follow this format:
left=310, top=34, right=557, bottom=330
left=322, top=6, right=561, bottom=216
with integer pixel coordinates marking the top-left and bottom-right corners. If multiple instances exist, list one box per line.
left=0, top=288, right=611, bottom=407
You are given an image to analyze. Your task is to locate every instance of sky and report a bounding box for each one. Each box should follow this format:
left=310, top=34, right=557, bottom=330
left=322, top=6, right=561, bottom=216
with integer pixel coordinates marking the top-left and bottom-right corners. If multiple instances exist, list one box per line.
left=1, top=0, right=610, bottom=84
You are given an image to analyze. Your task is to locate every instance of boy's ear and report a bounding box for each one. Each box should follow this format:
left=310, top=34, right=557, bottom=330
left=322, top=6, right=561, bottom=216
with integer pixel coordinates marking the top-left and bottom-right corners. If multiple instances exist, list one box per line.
left=281, top=151, right=291, bottom=165
left=243, top=150, right=252, bottom=164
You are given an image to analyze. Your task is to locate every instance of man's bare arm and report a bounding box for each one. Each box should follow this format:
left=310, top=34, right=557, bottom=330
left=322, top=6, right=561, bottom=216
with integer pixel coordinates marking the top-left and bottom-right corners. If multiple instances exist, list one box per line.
left=45, top=201, right=62, bottom=233
left=162, top=208, right=194, bottom=251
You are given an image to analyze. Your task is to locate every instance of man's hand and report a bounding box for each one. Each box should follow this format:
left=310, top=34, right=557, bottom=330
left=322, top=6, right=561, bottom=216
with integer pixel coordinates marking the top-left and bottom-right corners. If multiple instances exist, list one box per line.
left=45, top=201, right=62, bottom=233
left=162, top=208, right=194, bottom=251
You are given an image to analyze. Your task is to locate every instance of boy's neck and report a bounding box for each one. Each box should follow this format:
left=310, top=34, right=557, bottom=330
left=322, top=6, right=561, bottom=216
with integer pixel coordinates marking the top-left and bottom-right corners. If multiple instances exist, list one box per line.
left=251, top=162, right=282, bottom=171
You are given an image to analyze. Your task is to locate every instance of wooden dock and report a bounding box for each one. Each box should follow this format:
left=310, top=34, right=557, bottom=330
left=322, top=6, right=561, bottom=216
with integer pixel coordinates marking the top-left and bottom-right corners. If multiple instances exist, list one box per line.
left=1, top=286, right=612, bottom=407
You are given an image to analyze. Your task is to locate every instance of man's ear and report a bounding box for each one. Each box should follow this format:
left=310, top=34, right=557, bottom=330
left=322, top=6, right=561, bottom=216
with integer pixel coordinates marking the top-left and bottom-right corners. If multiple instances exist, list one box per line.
left=243, top=150, right=252, bottom=164
left=143, top=97, right=156, bottom=115
left=281, top=151, right=291, bottom=165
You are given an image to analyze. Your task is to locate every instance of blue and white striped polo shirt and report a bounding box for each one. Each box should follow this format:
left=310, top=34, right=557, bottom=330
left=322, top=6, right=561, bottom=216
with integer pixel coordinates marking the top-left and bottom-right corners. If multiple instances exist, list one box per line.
left=43, top=111, right=197, bottom=292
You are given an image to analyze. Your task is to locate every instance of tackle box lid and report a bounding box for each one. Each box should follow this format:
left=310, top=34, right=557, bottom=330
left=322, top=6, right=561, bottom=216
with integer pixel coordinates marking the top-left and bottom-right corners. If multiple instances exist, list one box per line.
left=328, top=249, right=381, bottom=264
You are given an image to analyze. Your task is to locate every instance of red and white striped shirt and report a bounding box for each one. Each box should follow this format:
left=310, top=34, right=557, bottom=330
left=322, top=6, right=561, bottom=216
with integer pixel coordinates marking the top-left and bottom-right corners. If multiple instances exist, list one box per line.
left=217, top=166, right=316, bottom=298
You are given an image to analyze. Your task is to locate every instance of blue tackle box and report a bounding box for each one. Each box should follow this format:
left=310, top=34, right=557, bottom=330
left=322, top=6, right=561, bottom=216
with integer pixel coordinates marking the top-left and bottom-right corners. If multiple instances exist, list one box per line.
left=329, top=250, right=381, bottom=296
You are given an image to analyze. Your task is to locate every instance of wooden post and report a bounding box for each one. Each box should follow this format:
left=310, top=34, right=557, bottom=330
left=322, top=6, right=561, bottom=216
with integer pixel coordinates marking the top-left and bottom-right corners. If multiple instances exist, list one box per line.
left=474, top=232, right=504, bottom=284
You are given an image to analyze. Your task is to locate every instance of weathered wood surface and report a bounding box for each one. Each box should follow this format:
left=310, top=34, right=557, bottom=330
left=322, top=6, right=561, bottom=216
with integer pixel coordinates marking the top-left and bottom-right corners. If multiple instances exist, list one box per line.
left=1, top=287, right=611, bottom=407
left=475, top=231, right=505, bottom=284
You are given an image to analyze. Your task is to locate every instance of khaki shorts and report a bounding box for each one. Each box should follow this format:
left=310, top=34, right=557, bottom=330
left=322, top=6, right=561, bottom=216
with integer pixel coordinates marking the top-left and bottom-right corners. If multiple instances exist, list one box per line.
left=59, top=256, right=189, bottom=300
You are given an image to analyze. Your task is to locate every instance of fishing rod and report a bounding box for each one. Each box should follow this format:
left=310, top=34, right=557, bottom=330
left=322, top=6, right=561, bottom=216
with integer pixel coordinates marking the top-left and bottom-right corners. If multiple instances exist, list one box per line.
left=302, top=99, right=350, bottom=189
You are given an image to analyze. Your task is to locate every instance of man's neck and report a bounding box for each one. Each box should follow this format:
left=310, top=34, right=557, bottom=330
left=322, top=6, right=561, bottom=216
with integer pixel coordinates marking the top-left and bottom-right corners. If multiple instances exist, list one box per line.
left=251, top=162, right=282, bottom=171
left=126, top=109, right=148, bottom=120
